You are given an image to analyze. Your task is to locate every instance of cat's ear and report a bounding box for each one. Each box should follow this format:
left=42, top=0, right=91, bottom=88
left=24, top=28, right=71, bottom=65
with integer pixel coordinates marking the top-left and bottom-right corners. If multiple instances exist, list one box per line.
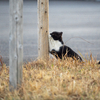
left=50, top=33, right=52, bottom=35
left=59, top=32, right=63, bottom=36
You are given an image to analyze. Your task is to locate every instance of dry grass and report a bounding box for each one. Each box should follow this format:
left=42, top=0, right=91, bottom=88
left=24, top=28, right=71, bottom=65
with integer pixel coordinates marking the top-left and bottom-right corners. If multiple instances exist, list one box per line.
left=0, top=56, right=100, bottom=100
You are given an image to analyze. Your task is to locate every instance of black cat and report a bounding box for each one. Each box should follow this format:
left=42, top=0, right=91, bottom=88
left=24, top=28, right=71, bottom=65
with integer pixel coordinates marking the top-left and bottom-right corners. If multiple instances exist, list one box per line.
left=49, top=31, right=82, bottom=62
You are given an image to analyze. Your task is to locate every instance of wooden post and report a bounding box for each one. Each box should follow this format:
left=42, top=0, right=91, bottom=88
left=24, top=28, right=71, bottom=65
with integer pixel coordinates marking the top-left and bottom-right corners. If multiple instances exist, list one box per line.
left=38, top=0, right=49, bottom=60
left=9, top=0, right=23, bottom=91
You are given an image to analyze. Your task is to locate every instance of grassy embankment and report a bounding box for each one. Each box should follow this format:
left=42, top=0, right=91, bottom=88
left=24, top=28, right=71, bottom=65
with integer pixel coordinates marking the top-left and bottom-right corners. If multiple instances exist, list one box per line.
left=0, top=55, right=100, bottom=100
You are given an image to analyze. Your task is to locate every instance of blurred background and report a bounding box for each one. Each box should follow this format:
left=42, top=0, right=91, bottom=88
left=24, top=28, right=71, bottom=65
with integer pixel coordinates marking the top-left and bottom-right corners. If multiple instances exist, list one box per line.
left=0, top=0, right=100, bottom=65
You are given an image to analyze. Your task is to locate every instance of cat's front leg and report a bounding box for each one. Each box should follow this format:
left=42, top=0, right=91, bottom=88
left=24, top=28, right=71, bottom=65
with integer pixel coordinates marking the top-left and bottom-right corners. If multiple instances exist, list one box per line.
left=49, top=49, right=58, bottom=58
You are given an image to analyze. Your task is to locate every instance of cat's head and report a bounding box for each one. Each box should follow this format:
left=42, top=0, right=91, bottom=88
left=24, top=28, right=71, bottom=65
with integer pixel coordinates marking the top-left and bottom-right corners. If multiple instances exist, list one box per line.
left=50, top=31, right=64, bottom=44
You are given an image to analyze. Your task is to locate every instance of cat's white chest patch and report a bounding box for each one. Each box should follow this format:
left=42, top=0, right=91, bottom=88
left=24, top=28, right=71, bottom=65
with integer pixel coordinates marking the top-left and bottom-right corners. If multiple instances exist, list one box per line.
left=49, top=35, right=63, bottom=51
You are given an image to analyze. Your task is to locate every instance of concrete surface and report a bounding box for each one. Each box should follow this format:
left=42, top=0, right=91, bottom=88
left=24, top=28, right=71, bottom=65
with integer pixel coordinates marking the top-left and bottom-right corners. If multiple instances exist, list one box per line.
left=0, top=1, right=100, bottom=65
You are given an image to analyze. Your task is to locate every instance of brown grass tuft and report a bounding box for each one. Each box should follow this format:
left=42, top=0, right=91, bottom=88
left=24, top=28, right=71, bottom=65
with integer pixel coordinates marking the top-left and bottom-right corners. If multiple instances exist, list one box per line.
left=0, top=57, right=100, bottom=100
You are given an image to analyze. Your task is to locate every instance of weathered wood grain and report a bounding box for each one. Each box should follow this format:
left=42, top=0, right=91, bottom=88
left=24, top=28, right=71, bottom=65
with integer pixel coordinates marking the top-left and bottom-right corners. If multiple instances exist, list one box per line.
left=38, top=0, right=49, bottom=60
left=9, top=0, right=23, bottom=91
